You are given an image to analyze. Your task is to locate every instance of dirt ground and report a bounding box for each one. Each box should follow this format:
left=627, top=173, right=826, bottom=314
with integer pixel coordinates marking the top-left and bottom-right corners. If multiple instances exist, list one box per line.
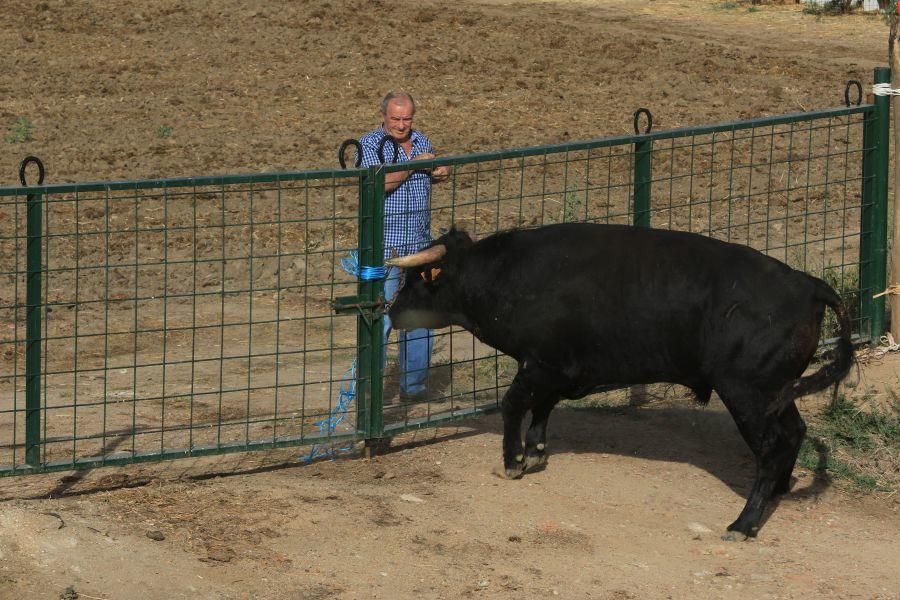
left=1, top=0, right=899, bottom=598
left=0, top=360, right=898, bottom=600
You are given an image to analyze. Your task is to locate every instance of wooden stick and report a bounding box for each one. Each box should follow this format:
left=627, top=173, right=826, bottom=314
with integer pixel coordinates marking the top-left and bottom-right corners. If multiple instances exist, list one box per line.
left=889, top=13, right=900, bottom=339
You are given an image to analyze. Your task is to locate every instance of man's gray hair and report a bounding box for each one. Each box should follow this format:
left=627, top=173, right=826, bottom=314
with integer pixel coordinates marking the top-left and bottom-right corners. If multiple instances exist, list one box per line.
left=380, top=91, right=416, bottom=115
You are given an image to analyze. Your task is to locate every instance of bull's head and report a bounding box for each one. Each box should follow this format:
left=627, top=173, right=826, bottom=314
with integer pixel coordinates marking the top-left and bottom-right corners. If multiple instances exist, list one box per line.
left=385, top=228, right=474, bottom=330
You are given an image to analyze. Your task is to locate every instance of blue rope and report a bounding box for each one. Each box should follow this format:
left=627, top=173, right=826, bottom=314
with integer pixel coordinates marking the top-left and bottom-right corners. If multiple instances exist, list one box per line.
left=300, top=359, right=357, bottom=463
left=300, top=249, right=384, bottom=463
left=341, top=250, right=385, bottom=281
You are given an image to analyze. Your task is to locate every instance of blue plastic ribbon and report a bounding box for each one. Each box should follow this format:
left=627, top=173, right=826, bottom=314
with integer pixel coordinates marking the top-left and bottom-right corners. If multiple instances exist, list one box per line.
left=300, top=359, right=358, bottom=463
left=341, top=250, right=385, bottom=281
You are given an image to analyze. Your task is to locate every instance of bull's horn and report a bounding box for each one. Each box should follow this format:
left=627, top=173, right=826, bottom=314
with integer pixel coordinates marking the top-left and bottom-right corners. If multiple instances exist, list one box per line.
left=385, top=244, right=447, bottom=268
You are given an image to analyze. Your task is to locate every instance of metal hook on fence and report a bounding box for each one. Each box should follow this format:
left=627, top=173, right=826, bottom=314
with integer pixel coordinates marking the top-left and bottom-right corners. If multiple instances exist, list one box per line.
left=19, top=156, right=45, bottom=186
left=633, top=108, right=653, bottom=135
left=844, top=80, right=862, bottom=107
left=338, top=139, right=363, bottom=169
left=377, top=135, right=400, bottom=164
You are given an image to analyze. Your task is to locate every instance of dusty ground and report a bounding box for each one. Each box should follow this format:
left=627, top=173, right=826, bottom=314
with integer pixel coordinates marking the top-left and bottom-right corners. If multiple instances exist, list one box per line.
left=0, top=360, right=898, bottom=600
left=0, top=0, right=889, bottom=183
left=1, top=0, right=899, bottom=598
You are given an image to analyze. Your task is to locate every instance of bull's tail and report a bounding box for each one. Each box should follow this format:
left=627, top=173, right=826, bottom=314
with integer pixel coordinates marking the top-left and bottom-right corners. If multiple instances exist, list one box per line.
left=768, top=278, right=854, bottom=416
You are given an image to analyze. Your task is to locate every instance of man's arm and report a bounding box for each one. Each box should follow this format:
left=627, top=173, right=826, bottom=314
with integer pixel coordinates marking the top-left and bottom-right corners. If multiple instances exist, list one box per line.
left=360, top=138, right=419, bottom=193
left=384, top=168, right=413, bottom=193
left=360, top=142, right=449, bottom=192
left=384, top=153, right=447, bottom=192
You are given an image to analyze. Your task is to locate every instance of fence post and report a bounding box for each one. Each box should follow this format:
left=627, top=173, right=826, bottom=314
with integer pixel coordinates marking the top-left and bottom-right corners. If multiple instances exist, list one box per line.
left=632, top=137, right=652, bottom=229
left=358, top=167, right=386, bottom=454
left=630, top=130, right=652, bottom=406
left=860, top=66, right=890, bottom=343
left=25, top=187, right=42, bottom=468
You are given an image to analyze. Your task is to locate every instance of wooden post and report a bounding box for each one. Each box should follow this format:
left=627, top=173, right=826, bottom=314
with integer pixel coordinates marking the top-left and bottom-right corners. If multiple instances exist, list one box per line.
left=890, top=11, right=900, bottom=340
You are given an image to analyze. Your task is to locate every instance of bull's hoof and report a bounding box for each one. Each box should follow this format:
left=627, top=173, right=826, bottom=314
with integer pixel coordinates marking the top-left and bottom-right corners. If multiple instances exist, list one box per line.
left=523, top=453, right=548, bottom=472
left=720, top=530, right=748, bottom=542
left=723, top=521, right=758, bottom=541
left=492, top=462, right=525, bottom=480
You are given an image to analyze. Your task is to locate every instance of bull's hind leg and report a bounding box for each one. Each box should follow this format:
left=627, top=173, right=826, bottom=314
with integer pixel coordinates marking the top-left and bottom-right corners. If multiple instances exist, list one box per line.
left=717, top=384, right=803, bottom=538
left=772, top=403, right=806, bottom=496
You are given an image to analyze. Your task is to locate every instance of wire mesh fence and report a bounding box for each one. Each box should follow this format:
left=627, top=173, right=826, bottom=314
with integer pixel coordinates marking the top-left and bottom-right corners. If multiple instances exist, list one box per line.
left=0, top=72, right=889, bottom=474
left=1, top=172, right=367, bottom=474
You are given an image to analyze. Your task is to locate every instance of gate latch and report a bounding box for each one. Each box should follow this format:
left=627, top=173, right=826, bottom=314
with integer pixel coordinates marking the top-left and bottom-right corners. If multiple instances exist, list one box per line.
left=332, top=295, right=385, bottom=327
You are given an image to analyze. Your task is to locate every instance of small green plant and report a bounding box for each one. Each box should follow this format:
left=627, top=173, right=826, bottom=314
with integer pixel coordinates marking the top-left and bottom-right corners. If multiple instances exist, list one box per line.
left=563, top=189, right=583, bottom=222
left=802, top=0, right=850, bottom=16
left=4, top=117, right=33, bottom=144
left=559, top=395, right=618, bottom=411
left=881, top=1, right=899, bottom=25
left=156, top=124, right=173, bottom=139
left=798, top=393, right=899, bottom=492
left=59, top=585, right=79, bottom=600
left=473, top=355, right=517, bottom=384
left=821, top=265, right=860, bottom=338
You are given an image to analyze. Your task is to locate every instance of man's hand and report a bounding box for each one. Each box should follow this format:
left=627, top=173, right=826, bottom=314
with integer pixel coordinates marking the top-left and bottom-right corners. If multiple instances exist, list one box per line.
left=413, top=152, right=452, bottom=182
left=431, top=165, right=451, bottom=182
left=412, top=152, right=437, bottom=165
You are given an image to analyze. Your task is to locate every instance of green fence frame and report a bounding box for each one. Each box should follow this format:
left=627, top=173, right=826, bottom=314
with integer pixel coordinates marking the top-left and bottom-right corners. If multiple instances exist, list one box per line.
left=0, top=68, right=889, bottom=476
left=2, top=170, right=377, bottom=475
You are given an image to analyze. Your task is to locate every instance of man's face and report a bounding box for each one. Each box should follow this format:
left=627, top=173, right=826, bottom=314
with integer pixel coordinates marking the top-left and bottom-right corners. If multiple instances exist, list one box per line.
left=383, top=99, right=414, bottom=142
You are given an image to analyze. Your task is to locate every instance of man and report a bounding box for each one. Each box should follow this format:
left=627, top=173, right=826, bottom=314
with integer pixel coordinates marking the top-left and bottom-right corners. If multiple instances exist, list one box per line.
left=358, top=91, right=451, bottom=402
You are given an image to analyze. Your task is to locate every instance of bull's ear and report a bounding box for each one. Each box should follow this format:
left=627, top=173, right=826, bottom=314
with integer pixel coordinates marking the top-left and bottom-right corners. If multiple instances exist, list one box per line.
left=440, top=226, right=474, bottom=252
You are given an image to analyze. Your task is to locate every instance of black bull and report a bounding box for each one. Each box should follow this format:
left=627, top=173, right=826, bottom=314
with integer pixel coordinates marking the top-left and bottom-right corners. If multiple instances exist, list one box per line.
left=386, top=223, right=853, bottom=538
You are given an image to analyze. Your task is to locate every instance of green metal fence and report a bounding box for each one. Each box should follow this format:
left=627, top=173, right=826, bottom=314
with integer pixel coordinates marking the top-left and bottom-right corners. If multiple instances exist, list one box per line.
left=0, top=68, right=889, bottom=476
left=1, top=171, right=374, bottom=475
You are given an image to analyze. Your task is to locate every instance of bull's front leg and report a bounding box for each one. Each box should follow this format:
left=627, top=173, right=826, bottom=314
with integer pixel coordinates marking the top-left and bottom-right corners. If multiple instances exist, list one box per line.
left=499, top=376, right=528, bottom=479
left=498, top=365, right=559, bottom=478
left=523, top=403, right=553, bottom=472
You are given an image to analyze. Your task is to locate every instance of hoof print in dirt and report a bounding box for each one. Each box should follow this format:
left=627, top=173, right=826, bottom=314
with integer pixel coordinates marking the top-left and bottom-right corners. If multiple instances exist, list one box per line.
left=205, top=547, right=235, bottom=563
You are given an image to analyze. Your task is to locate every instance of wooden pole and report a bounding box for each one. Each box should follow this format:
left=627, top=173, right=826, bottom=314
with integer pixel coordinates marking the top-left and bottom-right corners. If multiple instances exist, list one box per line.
left=890, top=9, right=900, bottom=340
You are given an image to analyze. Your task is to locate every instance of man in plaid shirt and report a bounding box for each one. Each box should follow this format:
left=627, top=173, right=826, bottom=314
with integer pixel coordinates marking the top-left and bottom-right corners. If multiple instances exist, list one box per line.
left=359, top=91, right=451, bottom=401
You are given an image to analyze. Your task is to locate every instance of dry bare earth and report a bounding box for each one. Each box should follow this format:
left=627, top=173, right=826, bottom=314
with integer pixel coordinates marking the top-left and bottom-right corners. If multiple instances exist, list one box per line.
left=1, top=381, right=898, bottom=600
left=0, top=0, right=887, bottom=183
left=0, top=1, right=898, bottom=599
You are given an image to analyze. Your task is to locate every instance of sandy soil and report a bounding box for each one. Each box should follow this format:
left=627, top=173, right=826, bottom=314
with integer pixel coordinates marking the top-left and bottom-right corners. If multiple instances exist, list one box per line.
left=0, top=368, right=898, bottom=600
left=0, top=0, right=888, bottom=183
left=0, top=1, right=898, bottom=599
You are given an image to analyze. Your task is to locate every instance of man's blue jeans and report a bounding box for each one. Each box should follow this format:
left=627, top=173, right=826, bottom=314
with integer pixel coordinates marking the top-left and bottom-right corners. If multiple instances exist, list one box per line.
left=383, top=265, right=432, bottom=395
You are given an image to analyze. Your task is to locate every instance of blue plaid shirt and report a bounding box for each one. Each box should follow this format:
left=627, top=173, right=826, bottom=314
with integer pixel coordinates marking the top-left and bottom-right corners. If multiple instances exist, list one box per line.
left=359, top=127, right=433, bottom=259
